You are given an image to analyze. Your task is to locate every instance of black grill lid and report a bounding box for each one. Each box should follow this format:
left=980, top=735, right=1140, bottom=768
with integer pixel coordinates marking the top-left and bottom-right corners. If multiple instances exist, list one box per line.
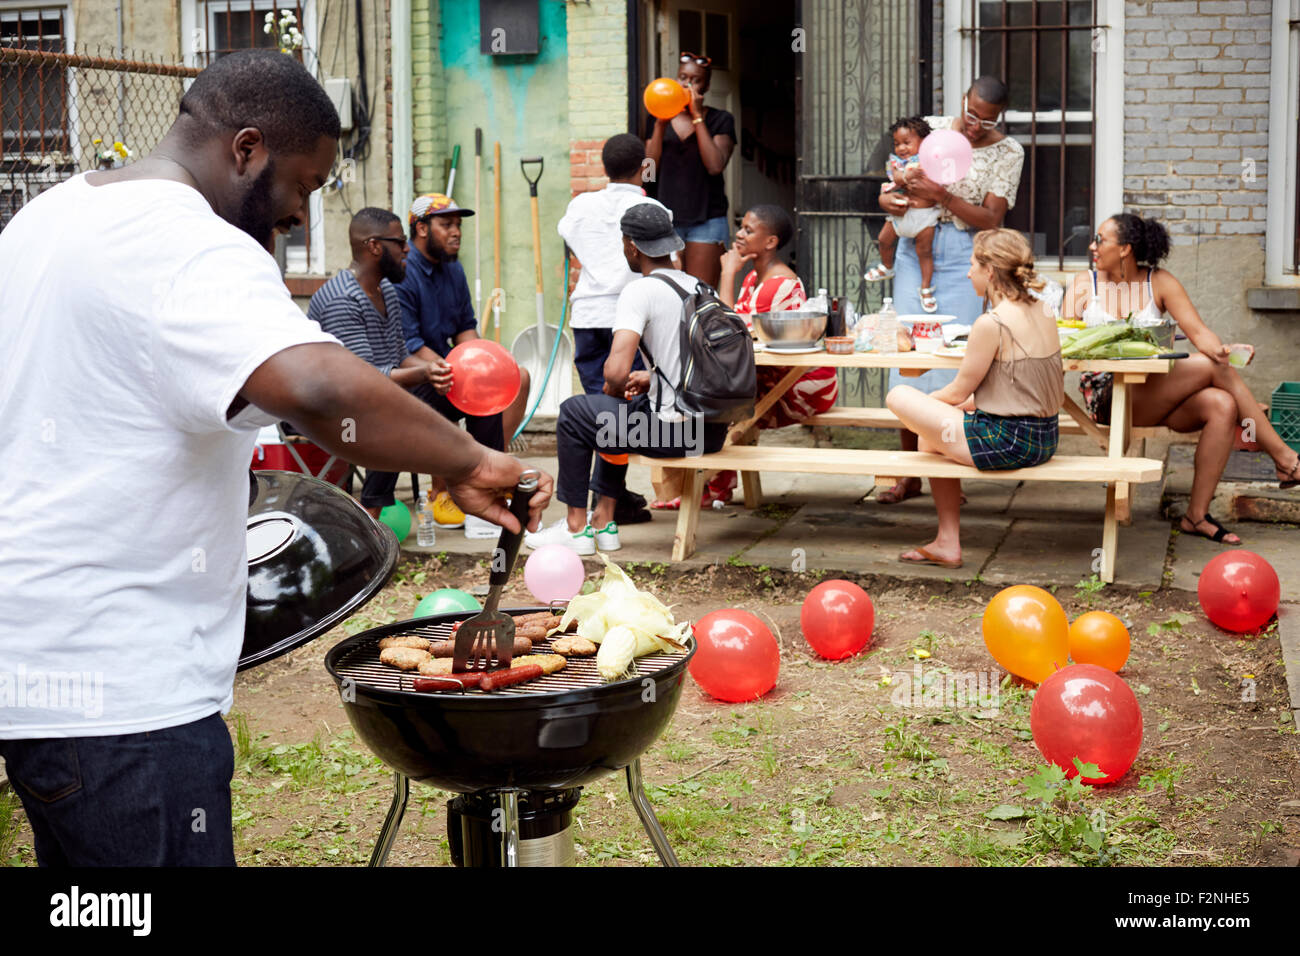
left=240, top=470, right=398, bottom=670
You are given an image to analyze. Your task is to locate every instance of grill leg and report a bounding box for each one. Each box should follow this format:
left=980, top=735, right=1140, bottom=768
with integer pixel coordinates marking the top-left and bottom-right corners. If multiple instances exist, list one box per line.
left=497, top=789, right=522, bottom=867
left=626, top=759, right=680, bottom=867
left=368, top=772, right=409, bottom=867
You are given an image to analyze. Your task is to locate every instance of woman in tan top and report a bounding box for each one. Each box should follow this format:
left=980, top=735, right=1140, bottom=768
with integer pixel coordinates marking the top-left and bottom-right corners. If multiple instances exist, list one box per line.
left=886, top=229, right=1063, bottom=568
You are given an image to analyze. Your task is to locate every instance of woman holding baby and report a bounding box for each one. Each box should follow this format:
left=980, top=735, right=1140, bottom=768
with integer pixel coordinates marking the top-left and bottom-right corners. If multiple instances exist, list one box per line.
left=870, top=76, right=1027, bottom=504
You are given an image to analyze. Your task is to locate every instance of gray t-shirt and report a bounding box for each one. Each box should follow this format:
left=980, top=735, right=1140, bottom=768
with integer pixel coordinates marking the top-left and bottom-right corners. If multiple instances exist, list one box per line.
left=612, top=267, right=695, bottom=422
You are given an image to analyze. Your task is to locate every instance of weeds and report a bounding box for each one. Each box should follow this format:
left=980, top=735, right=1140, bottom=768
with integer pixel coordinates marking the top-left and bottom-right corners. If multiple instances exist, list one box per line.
left=1074, top=575, right=1106, bottom=605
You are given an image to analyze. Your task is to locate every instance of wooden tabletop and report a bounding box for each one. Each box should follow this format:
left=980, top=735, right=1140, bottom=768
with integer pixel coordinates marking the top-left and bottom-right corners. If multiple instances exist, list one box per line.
left=753, top=348, right=1173, bottom=375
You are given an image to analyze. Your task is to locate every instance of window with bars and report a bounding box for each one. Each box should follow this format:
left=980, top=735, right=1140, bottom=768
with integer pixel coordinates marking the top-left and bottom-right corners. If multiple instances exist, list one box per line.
left=1, top=5, right=69, bottom=157
left=195, top=1, right=315, bottom=272
left=973, top=0, right=1097, bottom=267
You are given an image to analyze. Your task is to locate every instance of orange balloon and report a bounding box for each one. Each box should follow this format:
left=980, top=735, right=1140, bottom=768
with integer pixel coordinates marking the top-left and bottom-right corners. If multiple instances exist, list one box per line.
left=644, top=77, right=689, bottom=120
left=981, top=585, right=1070, bottom=684
left=1068, top=611, right=1130, bottom=672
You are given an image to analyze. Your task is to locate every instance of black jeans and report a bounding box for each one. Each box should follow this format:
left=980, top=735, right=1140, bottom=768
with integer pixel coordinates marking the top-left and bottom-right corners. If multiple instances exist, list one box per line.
left=360, top=386, right=505, bottom=508
left=555, top=392, right=727, bottom=508
left=0, top=712, right=236, bottom=866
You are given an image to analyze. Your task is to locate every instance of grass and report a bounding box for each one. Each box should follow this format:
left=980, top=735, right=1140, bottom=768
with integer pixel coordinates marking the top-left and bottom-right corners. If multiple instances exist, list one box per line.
left=0, top=789, right=26, bottom=866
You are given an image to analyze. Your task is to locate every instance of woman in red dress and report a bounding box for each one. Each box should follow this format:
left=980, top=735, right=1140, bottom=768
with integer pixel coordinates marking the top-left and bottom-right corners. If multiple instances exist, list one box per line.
left=649, top=205, right=836, bottom=508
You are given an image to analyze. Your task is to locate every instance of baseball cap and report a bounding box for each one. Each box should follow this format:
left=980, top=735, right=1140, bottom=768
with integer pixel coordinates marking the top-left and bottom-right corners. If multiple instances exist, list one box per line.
left=620, top=202, right=684, bottom=258
left=408, top=193, right=475, bottom=223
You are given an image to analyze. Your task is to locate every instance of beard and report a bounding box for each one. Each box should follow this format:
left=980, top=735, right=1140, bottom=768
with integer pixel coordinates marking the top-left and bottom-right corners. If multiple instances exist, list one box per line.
left=379, top=246, right=406, bottom=284
left=234, top=159, right=279, bottom=251
left=425, top=233, right=459, bottom=264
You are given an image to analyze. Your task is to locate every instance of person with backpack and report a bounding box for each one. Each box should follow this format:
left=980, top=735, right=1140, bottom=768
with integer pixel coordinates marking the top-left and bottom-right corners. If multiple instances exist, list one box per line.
left=525, top=202, right=751, bottom=554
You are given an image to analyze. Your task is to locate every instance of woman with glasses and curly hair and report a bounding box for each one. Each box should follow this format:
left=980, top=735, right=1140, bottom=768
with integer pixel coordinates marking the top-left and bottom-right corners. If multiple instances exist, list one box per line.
left=873, top=76, right=1026, bottom=506
left=644, top=51, right=736, bottom=288
left=1063, top=213, right=1300, bottom=546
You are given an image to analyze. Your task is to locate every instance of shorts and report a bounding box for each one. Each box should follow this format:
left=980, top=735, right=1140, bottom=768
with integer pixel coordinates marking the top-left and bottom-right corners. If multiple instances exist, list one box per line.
left=674, top=216, right=730, bottom=244
left=963, top=410, right=1059, bottom=471
left=891, top=204, right=942, bottom=240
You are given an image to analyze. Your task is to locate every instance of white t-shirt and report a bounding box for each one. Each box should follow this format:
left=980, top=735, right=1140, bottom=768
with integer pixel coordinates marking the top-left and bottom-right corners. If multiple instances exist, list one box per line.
left=0, top=173, right=338, bottom=738
left=557, top=184, right=669, bottom=329
left=612, top=267, right=694, bottom=422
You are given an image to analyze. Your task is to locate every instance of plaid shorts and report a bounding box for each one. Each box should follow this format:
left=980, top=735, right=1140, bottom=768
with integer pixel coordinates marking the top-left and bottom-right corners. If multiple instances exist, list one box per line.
left=963, top=410, right=1059, bottom=471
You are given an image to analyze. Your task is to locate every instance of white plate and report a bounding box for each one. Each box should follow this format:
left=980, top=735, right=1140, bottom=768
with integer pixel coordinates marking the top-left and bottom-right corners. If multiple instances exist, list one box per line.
left=756, top=342, right=825, bottom=355
left=934, top=346, right=967, bottom=358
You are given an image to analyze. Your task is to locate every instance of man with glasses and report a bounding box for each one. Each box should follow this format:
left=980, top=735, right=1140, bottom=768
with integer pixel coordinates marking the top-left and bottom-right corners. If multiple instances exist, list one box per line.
left=397, top=193, right=533, bottom=530
left=307, top=207, right=451, bottom=518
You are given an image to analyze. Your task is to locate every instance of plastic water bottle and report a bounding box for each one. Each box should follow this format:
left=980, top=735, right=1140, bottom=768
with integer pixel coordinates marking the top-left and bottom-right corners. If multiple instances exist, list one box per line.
left=872, top=296, right=900, bottom=354
left=416, top=490, right=437, bottom=547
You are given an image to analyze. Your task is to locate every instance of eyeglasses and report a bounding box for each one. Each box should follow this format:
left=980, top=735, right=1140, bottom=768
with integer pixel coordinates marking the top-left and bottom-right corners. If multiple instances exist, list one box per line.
left=1092, top=233, right=1108, bottom=245
left=367, top=236, right=408, bottom=247
left=679, top=52, right=712, bottom=67
left=962, top=94, right=1002, bottom=131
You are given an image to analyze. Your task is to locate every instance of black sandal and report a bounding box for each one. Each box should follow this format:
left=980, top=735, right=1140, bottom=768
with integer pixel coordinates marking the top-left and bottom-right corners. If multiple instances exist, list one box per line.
left=1279, top=456, right=1300, bottom=490
left=1179, top=513, right=1241, bottom=545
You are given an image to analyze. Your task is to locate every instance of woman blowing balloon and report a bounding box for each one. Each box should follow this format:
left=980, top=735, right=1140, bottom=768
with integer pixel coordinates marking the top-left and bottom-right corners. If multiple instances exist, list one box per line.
left=644, top=52, right=736, bottom=288
left=887, top=229, right=1062, bottom=570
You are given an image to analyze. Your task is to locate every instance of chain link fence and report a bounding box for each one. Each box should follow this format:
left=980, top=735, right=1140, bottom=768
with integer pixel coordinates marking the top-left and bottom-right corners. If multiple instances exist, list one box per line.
left=1, top=36, right=198, bottom=231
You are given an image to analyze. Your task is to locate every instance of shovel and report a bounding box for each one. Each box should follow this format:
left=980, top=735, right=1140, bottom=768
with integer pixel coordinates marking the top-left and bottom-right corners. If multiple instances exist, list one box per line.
left=510, top=156, right=572, bottom=417
left=451, top=472, right=539, bottom=673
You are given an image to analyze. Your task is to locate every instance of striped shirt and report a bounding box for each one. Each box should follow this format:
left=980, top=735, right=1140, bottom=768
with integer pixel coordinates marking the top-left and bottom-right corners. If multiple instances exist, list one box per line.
left=307, top=269, right=407, bottom=375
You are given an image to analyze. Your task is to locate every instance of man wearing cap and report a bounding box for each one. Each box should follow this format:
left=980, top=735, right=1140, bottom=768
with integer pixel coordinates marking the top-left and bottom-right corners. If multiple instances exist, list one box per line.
left=397, top=193, right=531, bottom=527
left=525, top=202, right=728, bottom=555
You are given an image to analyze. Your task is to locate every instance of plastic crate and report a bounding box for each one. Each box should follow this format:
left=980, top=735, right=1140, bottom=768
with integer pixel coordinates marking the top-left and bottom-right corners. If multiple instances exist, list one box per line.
left=1270, top=382, right=1300, bottom=454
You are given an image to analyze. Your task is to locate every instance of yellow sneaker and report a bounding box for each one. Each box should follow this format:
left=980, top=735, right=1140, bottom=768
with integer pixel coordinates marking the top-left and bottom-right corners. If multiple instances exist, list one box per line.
left=432, top=491, right=465, bottom=528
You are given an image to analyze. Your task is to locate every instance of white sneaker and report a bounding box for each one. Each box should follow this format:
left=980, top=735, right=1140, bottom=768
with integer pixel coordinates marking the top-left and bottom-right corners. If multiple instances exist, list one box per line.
left=463, top=513, right=500, bottom=539
left=524, top=518, right=596, bottom=555
left=592, top=520, right=621, bottom=552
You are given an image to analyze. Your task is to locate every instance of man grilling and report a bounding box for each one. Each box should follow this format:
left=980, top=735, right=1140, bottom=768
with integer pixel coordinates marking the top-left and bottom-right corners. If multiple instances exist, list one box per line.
left=0, top=50, right=551, bottom=866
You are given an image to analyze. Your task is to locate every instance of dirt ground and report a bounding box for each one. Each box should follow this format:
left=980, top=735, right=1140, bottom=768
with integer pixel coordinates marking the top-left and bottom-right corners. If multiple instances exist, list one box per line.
left=3, top=553, right=1297, bottom=867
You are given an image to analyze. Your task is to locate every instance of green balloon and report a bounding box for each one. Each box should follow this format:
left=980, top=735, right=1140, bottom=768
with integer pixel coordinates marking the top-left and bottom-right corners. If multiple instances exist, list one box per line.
left=379, top=501, right=412, bottom=542
left=415, top=588, right=481, bottom=617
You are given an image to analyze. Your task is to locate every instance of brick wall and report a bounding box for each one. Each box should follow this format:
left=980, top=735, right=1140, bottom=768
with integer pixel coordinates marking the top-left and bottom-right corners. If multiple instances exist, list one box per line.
left=565, top=0, right=629, bottom=194
left=410, top=0, right=448, bottom=194
left=1123, top=0, right=1273, bottom=245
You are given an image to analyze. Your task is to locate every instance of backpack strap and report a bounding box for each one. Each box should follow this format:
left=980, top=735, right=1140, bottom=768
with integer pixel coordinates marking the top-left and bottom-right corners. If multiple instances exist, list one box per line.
left=638, top=273, right=690, bottom=414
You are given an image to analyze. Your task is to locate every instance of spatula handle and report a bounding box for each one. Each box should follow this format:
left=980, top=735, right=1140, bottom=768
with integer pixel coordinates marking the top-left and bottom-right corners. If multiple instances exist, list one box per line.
left=490, top=471, right=540, bottom=588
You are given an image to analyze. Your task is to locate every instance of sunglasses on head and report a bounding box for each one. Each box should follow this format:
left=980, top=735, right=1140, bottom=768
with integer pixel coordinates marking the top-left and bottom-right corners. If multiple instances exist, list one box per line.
left=962, top=94, right=1002, bottom=130
left=679, top=52, right=712, bottom=67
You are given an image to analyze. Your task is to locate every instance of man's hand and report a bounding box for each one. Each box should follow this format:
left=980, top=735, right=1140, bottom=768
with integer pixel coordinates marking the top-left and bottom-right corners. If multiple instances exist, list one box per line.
left=445, top=449, right=553, bottom=534
left=623, top=370, right=652, bottom=399
left=425, top=357, right=454, bottom=394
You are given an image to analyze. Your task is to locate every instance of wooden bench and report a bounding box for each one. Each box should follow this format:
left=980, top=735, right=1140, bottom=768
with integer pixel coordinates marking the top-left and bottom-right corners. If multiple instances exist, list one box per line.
left=629, top=446, right=1164, bottom=583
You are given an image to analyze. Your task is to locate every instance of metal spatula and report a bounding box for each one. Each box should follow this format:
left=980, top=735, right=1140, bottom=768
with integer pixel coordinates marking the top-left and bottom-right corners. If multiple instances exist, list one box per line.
left=452, top=471, right=539, bottom=673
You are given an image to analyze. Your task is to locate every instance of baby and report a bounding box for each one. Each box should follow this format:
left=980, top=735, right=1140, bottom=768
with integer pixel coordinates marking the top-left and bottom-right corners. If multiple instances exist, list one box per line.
left=864, top=116, right=942, bottom=313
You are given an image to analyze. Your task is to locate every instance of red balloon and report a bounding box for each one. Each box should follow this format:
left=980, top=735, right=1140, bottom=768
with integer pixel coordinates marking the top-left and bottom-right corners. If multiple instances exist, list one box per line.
left=689, top=609, right=780, bottom=702
left=1197, top=550, right=1281, bottom=633
left=800, top=579, right=874, bottom=660
left=445, top=340, right=521, bottom=417
left=1030, top=664, right=1143, bottom=786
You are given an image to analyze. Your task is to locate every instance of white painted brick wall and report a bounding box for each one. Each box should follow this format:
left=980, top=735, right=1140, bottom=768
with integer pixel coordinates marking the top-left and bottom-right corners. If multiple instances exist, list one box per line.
left=1123, top=0, right=1273, bottom=244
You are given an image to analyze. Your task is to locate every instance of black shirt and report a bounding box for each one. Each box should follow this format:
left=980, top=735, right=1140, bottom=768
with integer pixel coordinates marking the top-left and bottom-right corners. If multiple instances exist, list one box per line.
left=645, top=108, right=736, bottom=228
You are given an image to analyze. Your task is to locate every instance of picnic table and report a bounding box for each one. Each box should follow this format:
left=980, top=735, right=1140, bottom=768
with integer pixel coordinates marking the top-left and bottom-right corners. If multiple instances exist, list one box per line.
left=632, top=347, right=1174, bottom=582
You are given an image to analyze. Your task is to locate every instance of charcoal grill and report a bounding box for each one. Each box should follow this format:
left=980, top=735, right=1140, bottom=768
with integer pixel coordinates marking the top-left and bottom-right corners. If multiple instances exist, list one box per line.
left=325, top=608, right=695, bottom=867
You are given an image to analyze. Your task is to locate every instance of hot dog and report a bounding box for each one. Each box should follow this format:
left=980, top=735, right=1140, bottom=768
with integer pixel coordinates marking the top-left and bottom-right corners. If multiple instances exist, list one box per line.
left=479, top=664, right=544, bottom=692
left=412, top=672, right=487, bottom=692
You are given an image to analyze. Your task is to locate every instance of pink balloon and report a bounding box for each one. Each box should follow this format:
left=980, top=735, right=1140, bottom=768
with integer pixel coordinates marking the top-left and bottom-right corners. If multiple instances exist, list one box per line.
left=918, top=129, right=973, bottom=185
left=523, top=545, right=586, bottom=605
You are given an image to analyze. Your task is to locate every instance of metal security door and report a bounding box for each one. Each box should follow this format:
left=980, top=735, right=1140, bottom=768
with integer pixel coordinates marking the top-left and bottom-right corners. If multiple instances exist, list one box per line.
left=795, top=0, right=919, bottom=407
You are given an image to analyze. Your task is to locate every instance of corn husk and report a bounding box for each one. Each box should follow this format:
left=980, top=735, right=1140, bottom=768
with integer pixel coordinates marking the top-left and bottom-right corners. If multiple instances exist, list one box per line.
left=555, top=555, right=688, bottom=678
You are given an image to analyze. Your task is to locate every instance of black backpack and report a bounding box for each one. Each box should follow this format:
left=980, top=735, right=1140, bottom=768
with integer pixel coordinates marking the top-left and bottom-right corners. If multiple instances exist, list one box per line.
left=639, top=273, right=756, bottom=424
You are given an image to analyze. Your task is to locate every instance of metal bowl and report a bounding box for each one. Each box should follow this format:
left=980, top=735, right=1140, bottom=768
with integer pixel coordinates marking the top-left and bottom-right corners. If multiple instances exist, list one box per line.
left=752, top=310, right=827, bottom=348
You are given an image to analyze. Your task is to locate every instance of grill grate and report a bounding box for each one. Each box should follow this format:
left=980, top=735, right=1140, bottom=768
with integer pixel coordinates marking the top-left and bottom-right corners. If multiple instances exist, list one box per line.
left=333, top=619, right=690, bottom=697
